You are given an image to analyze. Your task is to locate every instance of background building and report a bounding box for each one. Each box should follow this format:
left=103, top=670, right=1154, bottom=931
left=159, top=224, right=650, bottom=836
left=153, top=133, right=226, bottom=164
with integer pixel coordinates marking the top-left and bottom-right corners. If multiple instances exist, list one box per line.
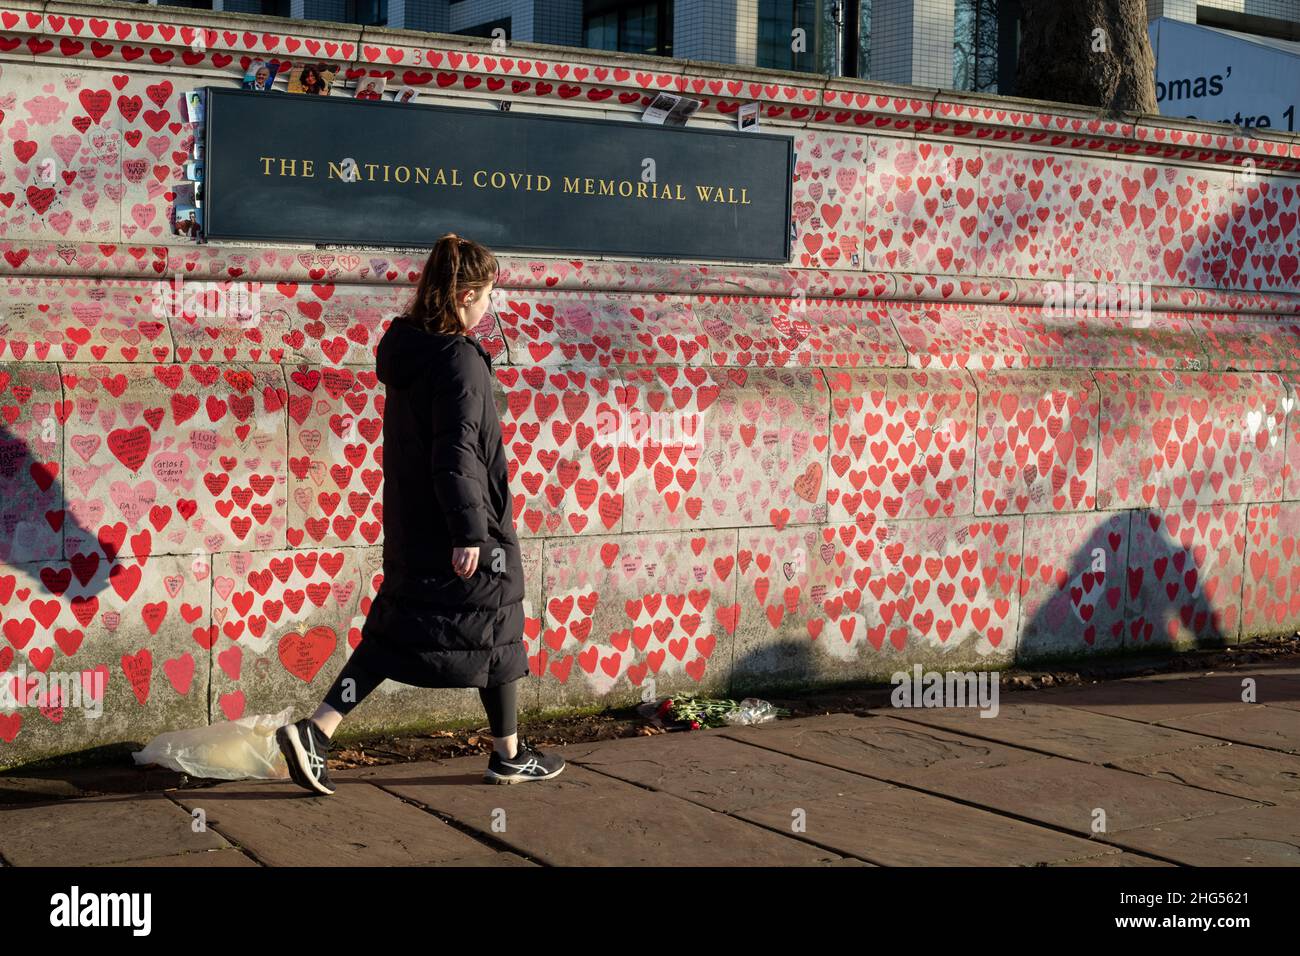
left=139, top=0, right=1300, bottom=98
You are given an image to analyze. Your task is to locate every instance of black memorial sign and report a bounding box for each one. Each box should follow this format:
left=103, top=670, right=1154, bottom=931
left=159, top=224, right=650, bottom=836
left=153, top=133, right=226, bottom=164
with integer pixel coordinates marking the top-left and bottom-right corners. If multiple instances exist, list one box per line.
left=203, top=87, right=794, bottom=262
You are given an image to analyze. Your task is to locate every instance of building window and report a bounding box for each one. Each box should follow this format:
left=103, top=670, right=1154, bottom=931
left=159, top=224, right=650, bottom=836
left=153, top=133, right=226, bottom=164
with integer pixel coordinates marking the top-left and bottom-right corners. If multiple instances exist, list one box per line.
left=855, top=0, right=871, bottom=79
left=582, top=2, right=672, bottom=57
left=347, top=0, right=388, bottom=26
left=954, top=0, right=999, bottom=92
left=816, top=0, right=869, bottom=78
left=758, top=0, right=826, bottom=73
left=585, top=11, right=618, bottom=50
left=1196, top=5, right=1300, bottom=43
left=454, top=16, right=511, bottom=41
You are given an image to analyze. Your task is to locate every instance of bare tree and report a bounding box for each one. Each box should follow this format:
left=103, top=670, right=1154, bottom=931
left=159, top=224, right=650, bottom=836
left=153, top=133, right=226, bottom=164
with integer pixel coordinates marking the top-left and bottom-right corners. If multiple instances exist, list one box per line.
left=1015, top=0, right=1158, bottom=114
left=954, top=0, right=1000, bottom=92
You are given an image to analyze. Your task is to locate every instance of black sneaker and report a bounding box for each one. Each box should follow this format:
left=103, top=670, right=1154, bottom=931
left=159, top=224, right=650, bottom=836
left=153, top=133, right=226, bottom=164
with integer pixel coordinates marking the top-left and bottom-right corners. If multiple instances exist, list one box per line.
left=276, top=718, right=336, bottom=795
left=483, top=736, right=565, bottom=784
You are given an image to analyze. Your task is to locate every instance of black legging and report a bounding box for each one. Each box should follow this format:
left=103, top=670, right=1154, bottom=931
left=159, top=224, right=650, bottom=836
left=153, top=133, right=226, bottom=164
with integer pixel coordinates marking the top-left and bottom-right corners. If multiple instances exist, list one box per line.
left=321, top=653, right=519, bottom=738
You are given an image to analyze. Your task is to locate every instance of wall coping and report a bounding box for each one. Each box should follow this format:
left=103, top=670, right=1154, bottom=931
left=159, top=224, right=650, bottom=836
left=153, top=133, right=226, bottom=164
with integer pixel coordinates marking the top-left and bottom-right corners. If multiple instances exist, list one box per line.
left=0, top=0, right=1297, bottom=175
left=2, top=0, right=1299, bottom=310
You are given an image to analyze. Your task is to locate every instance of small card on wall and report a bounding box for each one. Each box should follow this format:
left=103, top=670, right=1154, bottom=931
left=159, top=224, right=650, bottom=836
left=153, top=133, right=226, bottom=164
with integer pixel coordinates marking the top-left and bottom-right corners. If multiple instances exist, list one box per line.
left=184, top=90, right=205, bottom=123
left=354, top=76, right=387, bottom=100
left=287, top=63, right=336, bottom=95
left=641, top=92, right=702, bottom=126
left=173, top=205, right=203, bottom=238
left=737, top=102, right=759, bottom=132
left=241, top=59, right=281, bottom=92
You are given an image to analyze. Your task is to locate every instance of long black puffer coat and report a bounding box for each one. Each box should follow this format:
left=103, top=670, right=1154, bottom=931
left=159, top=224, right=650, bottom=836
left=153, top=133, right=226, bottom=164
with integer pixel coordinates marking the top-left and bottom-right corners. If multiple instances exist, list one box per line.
left=349, top=317, right=529, bottom=689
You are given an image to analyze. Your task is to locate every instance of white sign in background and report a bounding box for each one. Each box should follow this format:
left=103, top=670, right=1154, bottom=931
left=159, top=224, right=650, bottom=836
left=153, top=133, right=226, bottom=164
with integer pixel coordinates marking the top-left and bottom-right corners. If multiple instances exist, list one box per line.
left=1149, top=16, right=1298, bottom=132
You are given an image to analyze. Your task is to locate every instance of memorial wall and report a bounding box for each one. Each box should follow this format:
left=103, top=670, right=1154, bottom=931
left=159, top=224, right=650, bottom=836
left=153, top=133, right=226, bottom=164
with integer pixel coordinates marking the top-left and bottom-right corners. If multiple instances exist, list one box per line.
left=1, top=0, right=1299, bottom=765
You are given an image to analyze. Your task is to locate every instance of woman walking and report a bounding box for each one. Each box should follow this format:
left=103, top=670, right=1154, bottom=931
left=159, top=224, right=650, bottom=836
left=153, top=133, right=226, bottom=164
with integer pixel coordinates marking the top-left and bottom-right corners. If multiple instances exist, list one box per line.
left=277, top=233, right=565, bottom=794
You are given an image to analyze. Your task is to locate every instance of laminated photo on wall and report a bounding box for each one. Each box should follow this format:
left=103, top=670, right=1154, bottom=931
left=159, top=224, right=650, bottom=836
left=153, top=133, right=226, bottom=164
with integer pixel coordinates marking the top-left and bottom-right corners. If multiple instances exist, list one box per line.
left=738, top=101, right=759, bottom=131
left=173, top=204, right=202, bottom=238
left=395, top=85, right=418, bottom=104
left=184, top=159, right=204, bottom=181
left=641, top=92, right=702, bottom=126
left=354, top=75, right=387, bottom=100
left=288, top=63, right=335, bottom=95
left=242, top=59, right=280, bottom=91
left=184, top=89, right=205, bottom=123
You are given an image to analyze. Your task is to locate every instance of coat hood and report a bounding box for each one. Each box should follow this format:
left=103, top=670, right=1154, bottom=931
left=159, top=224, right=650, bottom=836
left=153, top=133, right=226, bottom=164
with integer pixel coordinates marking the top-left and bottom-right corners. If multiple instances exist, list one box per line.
left=376, top=319, right=492, bottom=387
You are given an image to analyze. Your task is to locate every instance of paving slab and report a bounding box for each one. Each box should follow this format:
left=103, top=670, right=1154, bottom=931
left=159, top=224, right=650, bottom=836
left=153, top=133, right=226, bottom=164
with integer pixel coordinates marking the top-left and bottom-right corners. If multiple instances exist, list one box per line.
left=735, top=789, right=1124, bottom=866
left=870, top=702, right=1224, bottom=763
left=556, top=731, right=895, bottom=811
left=1250, top=673, right=1300, bottom=712
left=903, top=757, right=1261, bottom=835
left=1029, top=677, right=1264, bottom=724
left=1108, top=805, right=1300, bottom=865
left=551, top=729, right=1117, bottom=865
left=0, top=792, right=229, bottom=866
left=87, top=849, right=260, bottom=867
left=1115, top=743, right=1300, bottom=806
left=168, top=778, right=498, bottom=867
left=1045, top=852, right=1175, bottom=867
left=1156, top=706, right=1300, bottom=754
left=389, top=852, right=539, bottom=867
left=715, top=713, right=1045, bottom=786
left=338, top=759, right=848, bottom=866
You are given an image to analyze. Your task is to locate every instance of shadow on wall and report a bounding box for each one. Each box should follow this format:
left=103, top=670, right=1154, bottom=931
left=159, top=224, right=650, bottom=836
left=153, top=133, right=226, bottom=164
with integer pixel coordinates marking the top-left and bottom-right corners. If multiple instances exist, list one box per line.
left=0, top=416, right=113, bottom=610
left=1017, top=508, right=1229, bottom=661
left=725, top=508, right=1233, bottom=699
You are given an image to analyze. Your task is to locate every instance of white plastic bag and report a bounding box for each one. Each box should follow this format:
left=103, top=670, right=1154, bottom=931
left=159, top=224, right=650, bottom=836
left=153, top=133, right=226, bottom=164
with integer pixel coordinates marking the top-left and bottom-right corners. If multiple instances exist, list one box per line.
left=132, top=706, right=294, bottom=780
left=721, top=698, right=784, bottom=726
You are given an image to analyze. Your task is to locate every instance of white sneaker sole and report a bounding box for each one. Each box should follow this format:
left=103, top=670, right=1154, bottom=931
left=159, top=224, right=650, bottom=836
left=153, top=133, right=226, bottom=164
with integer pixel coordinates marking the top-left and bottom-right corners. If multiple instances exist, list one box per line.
left=482, top=762, right=565, bottom=784
left=277, top=724, right=335, bottom=795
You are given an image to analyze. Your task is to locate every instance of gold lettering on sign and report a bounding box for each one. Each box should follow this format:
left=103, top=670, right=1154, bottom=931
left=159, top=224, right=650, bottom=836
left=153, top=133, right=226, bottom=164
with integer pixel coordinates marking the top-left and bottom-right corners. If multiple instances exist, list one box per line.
left=561, top=176, right=686, bottom=201
left=471, top=170, right=552, bottom=191
left=695, top=185, right=751, bottom=204
left=320, top=162, right=463, bottom=184
left=256, top=157, right=318, bottom=177
left=253, top=156, right=750, bottom=205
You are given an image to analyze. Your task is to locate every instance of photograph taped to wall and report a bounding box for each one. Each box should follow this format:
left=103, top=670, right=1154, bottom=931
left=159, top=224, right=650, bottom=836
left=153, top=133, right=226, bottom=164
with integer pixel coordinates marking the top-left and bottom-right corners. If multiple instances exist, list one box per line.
left=641, top=92, right=702, bottom=126
left=288, top=63, right=336, bottom=95
left=173, top=204, right=202, bottom=237
left=738, top=102, right=760, bottom=132
left=242, top=59, right=280, bottom=91
left=184, top=90, right=205, bottom=123
left=354, top=76, right=386, bottom=100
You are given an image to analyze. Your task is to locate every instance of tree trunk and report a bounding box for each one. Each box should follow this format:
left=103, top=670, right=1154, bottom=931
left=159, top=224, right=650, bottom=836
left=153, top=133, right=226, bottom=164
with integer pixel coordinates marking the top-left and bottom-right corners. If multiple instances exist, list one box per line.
left=1015, top=0, right=1158, bottom=114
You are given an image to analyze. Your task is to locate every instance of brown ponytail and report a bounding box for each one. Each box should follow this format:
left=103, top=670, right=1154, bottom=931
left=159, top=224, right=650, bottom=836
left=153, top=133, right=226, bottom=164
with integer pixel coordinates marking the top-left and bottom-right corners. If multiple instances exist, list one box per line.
left=397, top=233, right=499, bottom=335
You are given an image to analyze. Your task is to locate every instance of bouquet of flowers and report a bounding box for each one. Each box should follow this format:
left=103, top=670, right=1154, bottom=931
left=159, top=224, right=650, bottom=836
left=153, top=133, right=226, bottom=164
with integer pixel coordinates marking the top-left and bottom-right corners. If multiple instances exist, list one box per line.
left=650, top=694, right=790, bottom=730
